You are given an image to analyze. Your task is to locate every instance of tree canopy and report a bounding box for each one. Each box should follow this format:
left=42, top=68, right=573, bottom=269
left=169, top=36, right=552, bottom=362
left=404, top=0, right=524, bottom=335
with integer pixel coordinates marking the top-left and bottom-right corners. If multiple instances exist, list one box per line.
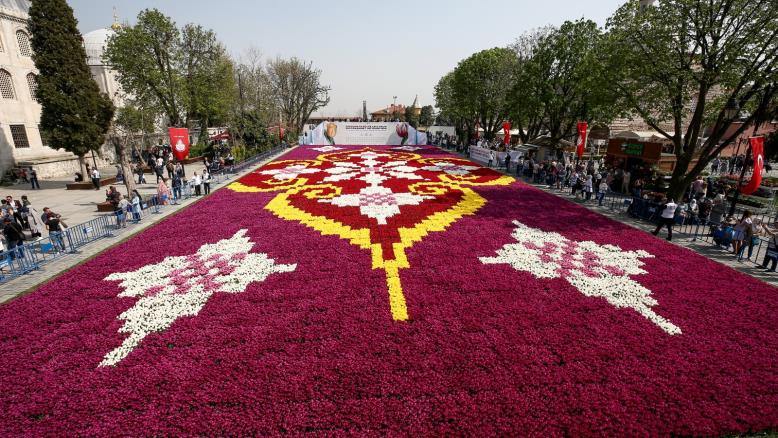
left=28, top=0, right=114, bottom=161
left=266, top=57, right=330, bottom=135
left=105, top=9, right=234, bottom=132
left=603, top=0, right=778, bottom=199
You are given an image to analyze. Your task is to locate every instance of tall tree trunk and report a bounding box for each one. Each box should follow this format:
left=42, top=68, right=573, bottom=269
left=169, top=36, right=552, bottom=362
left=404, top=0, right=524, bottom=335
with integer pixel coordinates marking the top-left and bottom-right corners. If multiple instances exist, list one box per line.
left=77, top=155, right=88, bottom=179
left=111, top=136, right=137, bottom=197
left=666, top=151, right=693, bottom=202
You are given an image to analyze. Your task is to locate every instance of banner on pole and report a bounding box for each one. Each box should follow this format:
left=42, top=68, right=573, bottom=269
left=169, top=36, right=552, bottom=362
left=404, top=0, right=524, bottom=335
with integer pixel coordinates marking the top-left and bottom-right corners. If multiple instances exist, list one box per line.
left=740, top=136, right=765, bottom=195
left=577, top=122, right=588, bottom=159
left=503, top=121, right=511, bottom=146
left=169, top=128, right=190, bottom=161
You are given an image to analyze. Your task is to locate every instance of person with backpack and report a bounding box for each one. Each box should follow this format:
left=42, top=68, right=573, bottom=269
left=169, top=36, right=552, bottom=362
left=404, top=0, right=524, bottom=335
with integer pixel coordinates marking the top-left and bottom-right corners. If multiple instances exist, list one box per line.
left=651, top=198, right=678, bottom=241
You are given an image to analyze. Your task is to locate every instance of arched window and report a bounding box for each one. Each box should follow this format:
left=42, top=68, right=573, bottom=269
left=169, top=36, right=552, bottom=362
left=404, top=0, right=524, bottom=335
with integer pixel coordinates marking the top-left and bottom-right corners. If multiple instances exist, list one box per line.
left=0, top=69, right=15, bottom=99
left=16, top=30, right=31, bottom=57
left=27, top=73, right=38, bottom=101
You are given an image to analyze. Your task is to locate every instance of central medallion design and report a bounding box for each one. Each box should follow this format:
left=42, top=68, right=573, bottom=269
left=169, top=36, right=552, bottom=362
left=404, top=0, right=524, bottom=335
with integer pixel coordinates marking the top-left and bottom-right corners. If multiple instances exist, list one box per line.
left=230, top=147, right=513, bottom=321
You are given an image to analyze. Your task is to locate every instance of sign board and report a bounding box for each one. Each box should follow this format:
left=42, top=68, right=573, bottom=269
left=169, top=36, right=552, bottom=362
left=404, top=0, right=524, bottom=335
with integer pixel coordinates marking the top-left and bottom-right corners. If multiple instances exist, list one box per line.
left=622, top=143, right=645, bottom=156
left=310, top=122, right=426, bottom=145
left=469, top=146, right=493, bottom=164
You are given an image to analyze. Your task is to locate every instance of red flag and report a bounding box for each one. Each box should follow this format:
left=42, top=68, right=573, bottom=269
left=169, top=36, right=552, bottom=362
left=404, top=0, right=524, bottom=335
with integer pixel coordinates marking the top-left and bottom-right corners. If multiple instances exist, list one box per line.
left=169, top=128, right=190, bottom=161
left=740, top=136, right=765, bottom=195
left=503, top=121, right=511, bottom=146
left=576, top=122, right=588, bottom=159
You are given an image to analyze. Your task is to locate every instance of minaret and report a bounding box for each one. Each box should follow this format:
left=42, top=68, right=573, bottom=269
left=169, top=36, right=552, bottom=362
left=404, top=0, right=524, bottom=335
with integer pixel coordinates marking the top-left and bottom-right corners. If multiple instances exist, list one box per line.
left=411, top=95, right=421, bottom=117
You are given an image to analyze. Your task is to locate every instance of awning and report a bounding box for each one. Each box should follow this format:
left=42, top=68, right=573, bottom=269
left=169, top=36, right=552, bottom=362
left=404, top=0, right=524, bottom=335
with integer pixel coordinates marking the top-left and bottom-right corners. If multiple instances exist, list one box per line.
left=210, top=131, right=230, bottom=141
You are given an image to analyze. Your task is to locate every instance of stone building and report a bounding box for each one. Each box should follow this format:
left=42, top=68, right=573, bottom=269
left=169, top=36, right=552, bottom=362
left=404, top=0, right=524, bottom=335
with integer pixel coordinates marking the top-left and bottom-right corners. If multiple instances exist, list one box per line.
left=0, top=0, right=123, bottom=178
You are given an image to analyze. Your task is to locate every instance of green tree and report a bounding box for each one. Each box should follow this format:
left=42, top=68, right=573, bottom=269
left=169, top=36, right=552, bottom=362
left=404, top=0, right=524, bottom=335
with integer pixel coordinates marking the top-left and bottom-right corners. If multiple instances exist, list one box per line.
left=513, top=20, right=616, bottom=145
left=109, top=97, right=159, bottom=195
left=604, top=0, right=778, bottom=200
left=404, top=106, right=420, bottom=128
left=28, top=0, right=115, bottom=176
left=106, top=9, right=182, bottom=126
left=451, top=48, right=518, bottom=140
left=232, top=48, right=278, bottom=146
left=106, top=9, right=235, bottom=132
left=434, top=71, right=471, bottom=139
left=181, top=24, right=235, bottom=139
left=419, top=105, right=435, bottom=127
left=508, top=27, right=554, bottom=143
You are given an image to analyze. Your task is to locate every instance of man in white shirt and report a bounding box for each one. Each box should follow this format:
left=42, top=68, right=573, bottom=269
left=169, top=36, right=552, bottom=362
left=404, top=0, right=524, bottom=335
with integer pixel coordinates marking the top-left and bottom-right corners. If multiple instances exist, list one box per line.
left=90, top=167, right=101, bottom=190
left=651, top=198, right=678, bottom=241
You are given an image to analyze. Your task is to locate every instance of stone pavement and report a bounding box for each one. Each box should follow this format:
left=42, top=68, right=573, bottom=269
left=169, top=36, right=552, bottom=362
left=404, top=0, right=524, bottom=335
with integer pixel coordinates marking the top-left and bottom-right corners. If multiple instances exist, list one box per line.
left=0, top=147, right=295, bottom=303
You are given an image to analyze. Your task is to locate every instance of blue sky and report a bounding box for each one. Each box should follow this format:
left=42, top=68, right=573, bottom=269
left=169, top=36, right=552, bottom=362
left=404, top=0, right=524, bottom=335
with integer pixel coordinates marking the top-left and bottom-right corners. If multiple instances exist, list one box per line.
left=69, top=0, right=627, bottom=116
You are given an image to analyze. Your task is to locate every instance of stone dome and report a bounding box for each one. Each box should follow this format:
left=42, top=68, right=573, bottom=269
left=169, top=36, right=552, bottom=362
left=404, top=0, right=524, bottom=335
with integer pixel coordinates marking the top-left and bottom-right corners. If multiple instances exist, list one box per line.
left=83, top=28, right=115, bottom=66
left=0, top=0, right=30, bottom=15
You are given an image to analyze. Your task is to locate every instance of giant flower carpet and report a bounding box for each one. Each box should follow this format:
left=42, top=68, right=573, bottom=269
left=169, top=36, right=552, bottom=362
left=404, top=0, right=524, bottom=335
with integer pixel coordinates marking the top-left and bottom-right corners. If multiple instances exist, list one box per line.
left=0, top=145, right=777, bottom=435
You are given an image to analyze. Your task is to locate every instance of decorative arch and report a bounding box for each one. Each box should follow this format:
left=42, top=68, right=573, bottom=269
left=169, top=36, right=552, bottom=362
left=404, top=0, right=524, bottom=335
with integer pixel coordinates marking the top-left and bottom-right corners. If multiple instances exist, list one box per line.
left=0, top=69, right=16, bottom=99
left=16, top=30, right=31, bottom=57
left=27, top=72, right=38, bottom=101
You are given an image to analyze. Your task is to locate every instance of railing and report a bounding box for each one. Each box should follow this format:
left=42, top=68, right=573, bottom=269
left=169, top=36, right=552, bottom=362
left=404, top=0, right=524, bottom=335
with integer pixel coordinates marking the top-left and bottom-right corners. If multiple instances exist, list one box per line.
left=0, top=145, right=287, bottom=285
left=445, top=146, right=772, bottom=269
left=511, top=169, right=771, bottom=267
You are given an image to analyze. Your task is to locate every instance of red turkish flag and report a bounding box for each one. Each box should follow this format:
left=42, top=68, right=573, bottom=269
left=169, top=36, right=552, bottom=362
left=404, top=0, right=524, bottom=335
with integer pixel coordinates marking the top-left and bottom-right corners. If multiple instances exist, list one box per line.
left=169, top=128, right=190, bottom=161
left=577, top=122, right=588, bottom=159
left=739, top=136, right=765, bottom=195
left=503, top=121, right=511, bottom=145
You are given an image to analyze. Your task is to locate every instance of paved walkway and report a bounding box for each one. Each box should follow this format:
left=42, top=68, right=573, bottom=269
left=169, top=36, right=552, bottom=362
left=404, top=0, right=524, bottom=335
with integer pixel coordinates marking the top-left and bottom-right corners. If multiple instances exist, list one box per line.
left=0, top=148, right=295, bottom=303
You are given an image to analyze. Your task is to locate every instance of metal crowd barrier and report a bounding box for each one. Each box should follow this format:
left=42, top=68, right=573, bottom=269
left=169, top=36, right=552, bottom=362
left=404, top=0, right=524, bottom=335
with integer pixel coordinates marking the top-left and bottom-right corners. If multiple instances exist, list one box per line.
left=1, top=145, right=288, bottom=285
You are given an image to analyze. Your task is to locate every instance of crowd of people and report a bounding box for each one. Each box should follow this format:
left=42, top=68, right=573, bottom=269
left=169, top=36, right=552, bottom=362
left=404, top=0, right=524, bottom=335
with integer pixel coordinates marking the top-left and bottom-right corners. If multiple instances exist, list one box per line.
left=1, top=195, right=67, bottom=257
left=428, top=133, right=776, bottom=271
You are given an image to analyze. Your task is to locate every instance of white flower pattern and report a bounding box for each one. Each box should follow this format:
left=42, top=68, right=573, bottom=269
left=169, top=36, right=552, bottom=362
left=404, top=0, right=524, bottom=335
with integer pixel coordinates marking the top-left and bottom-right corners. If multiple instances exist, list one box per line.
left=480, top=221, right=680, bottom=335
left=259, top=164, right=319, bottom=181
left=421, top=162, right=480, bottom=176
left=311, top=146, right=344, bottom=152
left=101, top=230, right=296, bottom=366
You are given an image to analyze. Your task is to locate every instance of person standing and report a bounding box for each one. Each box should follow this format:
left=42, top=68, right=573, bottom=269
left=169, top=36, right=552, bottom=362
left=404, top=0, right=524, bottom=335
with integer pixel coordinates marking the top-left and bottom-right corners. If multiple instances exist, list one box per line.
left=761, top=229, right=778, bottom=272
left=135, top=162, right=146, bottom=185
left=583, top=175, right=594, bottom=202
left=157, top=178, right=171, bottom=205
left=202, top=169, right=211, bottom=195
left=116, top=195, right=129, bottom=228
left=192, top=172, right=202, bottom=196
left=155, top=156, right=164, bottom=183
left=29, top=167, right=40, bottom=190
left=732, top=211, right=753, bottom=262
left=46, top=212, right=67, bottom=252
left=2, top=217, right=25, bottom=258
left=597, top=178, right=609, bottom=206
left=130, top=190, right=142, bottom=223
left=26, top=204, right=44, bottom=238
left=652, top=198, right=678, bottom=241
left=504, top=153, right=511, bottom=173
left=166, top=160, right=175, bottom=179
left=91, top=167, right=101, bottom=190
left=171, top=173, right=183, bottom=204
